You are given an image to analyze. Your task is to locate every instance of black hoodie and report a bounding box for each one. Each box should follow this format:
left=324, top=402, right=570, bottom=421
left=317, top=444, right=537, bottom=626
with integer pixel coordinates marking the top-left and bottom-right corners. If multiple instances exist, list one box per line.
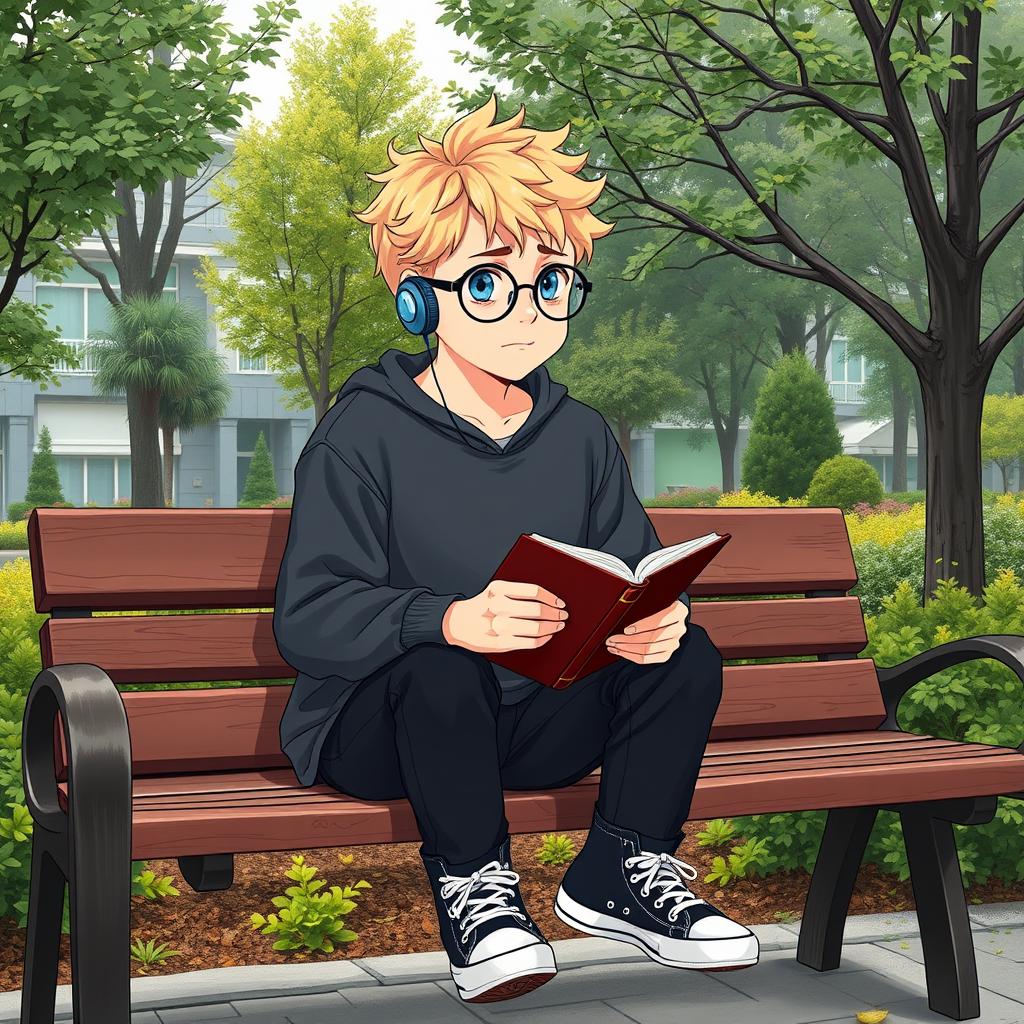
left=273, top=345, right=690, bottom=787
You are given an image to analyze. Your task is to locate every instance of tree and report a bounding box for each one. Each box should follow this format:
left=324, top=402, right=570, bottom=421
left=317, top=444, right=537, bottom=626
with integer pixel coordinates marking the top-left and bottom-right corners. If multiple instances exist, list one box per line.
left=0, top=299, right=79, bottom=387
left=24, top=425, right=63, bottom=506
left=0, top=1, right=299, bottom=315
left=198, top=3, right=442, bottom=423
left=742, top=351, right=844, bottom=501
left=443, top=0, right=1024, bottom=605
left=239, top=432, right=278, bottom=507
left=87, top=295, right=219, bottom=507
left=550, top=305, right=689, bottom=476
left=981, top=394, right=1024, bottom=491
left=158, top=353, right=232, bottom=508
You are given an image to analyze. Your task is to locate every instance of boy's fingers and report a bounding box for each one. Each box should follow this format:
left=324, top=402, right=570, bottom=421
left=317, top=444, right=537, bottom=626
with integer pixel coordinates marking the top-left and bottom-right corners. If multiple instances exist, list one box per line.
left=497, top=580, right=565, bottom=608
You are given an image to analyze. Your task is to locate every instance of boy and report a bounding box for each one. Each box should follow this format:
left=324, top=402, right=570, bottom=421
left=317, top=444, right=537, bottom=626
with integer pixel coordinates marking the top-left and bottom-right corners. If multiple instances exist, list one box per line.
left=272, top=94, right=758, bottom=1004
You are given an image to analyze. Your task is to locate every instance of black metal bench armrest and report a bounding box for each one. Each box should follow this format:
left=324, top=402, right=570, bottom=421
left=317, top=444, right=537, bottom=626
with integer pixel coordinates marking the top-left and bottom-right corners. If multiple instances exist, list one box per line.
left=22, top=663, right=132, bottom=835
left=876, top=633, right=1024, bottom=750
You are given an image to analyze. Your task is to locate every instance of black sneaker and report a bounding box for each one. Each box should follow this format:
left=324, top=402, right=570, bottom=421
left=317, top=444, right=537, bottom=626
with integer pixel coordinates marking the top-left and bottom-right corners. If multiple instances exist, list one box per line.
left=554, top=805, right=759, bottom=970
left=421, top=833, right=557, bottom=1002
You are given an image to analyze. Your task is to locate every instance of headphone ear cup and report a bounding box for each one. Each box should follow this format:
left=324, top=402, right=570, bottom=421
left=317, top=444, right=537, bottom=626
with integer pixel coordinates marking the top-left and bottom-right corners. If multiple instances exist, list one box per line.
left=395, top=277, right=439, bottom=336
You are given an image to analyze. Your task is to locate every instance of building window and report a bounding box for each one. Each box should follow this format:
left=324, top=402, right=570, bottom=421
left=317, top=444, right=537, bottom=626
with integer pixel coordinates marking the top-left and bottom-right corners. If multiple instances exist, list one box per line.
left=829, top=337, right=868, bottom=404
left=237, top=419, right=274, bottom=500
left=36, top=261, right=179, bottom=374
left=54, top=455, right=137, bottom=504
left=238, top=351, right=268, bottom=372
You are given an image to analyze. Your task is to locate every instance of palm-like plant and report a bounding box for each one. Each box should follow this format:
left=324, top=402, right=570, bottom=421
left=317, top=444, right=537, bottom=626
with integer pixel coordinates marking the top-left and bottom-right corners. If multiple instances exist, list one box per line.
left=86, top=295, right=226, bottom=507
left=158, top=361, right=232, bottom=507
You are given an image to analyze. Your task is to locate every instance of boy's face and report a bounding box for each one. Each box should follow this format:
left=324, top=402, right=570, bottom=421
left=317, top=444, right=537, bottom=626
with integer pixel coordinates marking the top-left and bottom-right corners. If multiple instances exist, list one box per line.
left=400, top=208, right=577, bottom=383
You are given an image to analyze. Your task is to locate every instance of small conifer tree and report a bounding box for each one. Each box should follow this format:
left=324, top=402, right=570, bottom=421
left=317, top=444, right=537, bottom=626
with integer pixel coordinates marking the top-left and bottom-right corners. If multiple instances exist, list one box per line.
left=742, top=352, right=843, bottom=501
left=24, top=425, right=65, bottom=506
left=239, top=431, right=278, bottom=507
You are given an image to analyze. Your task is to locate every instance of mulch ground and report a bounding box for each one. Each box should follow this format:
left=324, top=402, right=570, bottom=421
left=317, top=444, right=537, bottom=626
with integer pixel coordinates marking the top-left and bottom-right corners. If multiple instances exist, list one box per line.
left=0, top=821, right=1021, bottom=991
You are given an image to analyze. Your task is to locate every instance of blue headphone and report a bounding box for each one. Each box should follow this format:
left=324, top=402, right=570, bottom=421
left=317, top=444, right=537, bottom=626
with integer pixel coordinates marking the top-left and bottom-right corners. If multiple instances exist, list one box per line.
left=395, top=276, right=488, bottom=453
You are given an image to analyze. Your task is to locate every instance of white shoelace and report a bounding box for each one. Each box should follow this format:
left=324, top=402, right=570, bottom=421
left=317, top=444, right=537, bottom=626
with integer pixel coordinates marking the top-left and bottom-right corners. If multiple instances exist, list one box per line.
left=439, top=859, right=527, bottom=941
left=625, top=850, right=708, bottom=923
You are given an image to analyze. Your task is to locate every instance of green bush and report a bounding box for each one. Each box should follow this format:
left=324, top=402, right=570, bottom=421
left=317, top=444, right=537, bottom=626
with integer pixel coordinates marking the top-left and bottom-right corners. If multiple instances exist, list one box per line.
left=535, top=834, right=576, bottom=866
left=648, top=486, right=723, bottom=507
left=23, top=426, right=63, bottom=508
left=850, top=498, right=1024, bottom=618
left=805, top=455, right=884, bottom=512
left=741, top=351, right=843, bottom=501
left=726, top=567, right=1024, bottom=888
left=239, top=432, right=278, bottom=508
left=250, top=854, right=371, bottom=954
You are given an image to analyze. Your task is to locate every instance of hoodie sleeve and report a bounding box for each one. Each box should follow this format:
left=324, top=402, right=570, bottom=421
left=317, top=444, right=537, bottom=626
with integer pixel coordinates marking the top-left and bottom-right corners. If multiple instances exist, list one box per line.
left=586, top=424, right=690, bottom=611
left=273, top=441, right=466, bottom=681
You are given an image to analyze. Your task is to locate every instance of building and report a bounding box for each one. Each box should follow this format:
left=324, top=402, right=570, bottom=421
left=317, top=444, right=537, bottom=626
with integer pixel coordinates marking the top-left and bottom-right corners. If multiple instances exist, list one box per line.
left=3, top=133, right=1001, bottom=514
left=6, top=133, right=315, bottom=516
left=632, top=334, right=939, bottom=501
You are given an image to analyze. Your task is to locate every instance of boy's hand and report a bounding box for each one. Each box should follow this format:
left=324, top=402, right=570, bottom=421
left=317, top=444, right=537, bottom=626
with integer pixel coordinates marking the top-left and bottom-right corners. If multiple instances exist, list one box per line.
left=442, top=580, right=568, bottom=653
left=605, top=600, right=689, bottom=664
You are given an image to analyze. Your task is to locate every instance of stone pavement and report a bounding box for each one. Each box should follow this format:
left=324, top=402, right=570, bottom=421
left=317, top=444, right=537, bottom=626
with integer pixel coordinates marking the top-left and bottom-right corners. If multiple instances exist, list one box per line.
left=3, top=902, right=1024, bottom=1024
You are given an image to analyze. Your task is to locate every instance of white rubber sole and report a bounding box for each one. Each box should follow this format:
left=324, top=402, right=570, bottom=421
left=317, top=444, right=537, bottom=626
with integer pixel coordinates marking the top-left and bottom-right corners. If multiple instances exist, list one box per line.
left=450, top=939, right=558, bottom=1002
left=554, top=885, right=759, bottom=970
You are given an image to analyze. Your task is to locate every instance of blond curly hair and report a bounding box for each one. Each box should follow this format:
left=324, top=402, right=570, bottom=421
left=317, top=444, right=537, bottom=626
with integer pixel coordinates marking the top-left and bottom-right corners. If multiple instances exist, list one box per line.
left=353, top=93, right=614, bottom=293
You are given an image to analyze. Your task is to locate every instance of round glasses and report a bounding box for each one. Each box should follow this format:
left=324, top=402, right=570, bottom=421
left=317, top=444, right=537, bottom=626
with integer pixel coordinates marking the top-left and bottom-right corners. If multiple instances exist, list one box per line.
left=421, top=263, right=592, bottom=323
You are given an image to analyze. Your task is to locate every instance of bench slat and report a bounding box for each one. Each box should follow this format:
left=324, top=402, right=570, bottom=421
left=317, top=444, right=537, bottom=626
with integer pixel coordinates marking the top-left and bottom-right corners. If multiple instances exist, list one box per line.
left=53, top=733, right=1024, bottom=858
left=52, top=659, right=887, bottom=781
left=29, top=506, right=858, bottom=612
left=39, top=597, right=867, bottom=686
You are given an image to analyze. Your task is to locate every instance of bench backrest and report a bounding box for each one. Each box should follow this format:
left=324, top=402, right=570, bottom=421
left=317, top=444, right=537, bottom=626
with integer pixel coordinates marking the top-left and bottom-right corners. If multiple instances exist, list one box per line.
left=29, top=506, right=879, bottom=781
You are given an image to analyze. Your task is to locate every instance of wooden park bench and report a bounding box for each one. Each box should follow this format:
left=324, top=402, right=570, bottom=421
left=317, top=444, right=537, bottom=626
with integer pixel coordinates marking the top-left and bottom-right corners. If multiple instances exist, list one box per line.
left=17, top=504, right=1024, bottom=1024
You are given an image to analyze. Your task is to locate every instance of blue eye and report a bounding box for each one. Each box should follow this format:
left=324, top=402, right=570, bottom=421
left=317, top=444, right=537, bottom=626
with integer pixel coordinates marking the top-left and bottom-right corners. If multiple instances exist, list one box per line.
left=467, top=270, right=495, bottom=301
left=539, top=268, right=564, bottom=301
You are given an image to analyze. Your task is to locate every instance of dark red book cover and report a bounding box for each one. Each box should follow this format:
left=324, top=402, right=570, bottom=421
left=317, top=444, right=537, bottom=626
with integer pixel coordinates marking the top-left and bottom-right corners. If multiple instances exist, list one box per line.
left=484, top=531, right=731, bottom=688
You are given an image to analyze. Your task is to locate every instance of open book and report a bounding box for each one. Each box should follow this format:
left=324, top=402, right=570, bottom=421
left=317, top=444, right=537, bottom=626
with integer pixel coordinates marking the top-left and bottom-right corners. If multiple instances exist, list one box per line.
left=484, top=530, right=731, bottom=689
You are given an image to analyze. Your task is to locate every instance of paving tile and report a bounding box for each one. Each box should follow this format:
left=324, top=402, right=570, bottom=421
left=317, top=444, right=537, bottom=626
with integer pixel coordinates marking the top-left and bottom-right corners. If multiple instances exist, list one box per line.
left=968, top=900, right=1024, bottom=930
left=670, top=949, right=906, bottom=1024
left=132, top=1014, right=163, bottom=1024
left=352, top=949, right=451, bottom=984
left=333, top=982, right=482, bottom=1022
left=230, top=991, right=348, bottom=1017
left=972, top=923, right=1024, bottom=963
left=435, top=960, right=737, bottom=1020
left=469, top=1001, right=634, bottom=1023
left=156, top=1004, right=240, bottom=1023
left=778, top=907, right=988, bottom=945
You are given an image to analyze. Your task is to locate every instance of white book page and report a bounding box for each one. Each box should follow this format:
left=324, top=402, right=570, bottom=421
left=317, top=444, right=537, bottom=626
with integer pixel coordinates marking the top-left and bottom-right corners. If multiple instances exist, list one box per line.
left=529, top=531, right=723, bottom=584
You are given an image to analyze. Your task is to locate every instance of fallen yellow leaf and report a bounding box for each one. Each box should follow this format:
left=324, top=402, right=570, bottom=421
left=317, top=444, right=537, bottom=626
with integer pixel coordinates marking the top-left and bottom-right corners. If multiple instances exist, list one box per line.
left=856, top=1011, right=889, bottom=1023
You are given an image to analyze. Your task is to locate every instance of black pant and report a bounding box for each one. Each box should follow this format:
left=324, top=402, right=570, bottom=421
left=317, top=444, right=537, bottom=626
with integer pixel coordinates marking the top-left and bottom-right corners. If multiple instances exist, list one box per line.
left=317, top=622, right=724, bottom=869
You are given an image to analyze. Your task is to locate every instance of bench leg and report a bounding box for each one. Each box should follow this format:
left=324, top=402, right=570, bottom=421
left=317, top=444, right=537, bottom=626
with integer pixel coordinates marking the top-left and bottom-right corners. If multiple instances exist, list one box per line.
left=20, top=829, right=66, bottom=1024
left=178, top=853, right=234, bottom=892
left=899, top=805, right=980, bottom=1021
left=68, top=797, right=132, bottom=1022
left=797, top=805, right=878, bottom=972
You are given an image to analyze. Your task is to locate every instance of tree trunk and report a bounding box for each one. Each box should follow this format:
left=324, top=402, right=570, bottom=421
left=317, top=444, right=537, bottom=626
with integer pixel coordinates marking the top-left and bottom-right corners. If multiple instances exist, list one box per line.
left=161, top=424, right=175, bottom=507
left=920, top=365, right=985, bottom=601
left=891, top=382, right=910, bottom=492
left=911, top=380, right=926, bottom=492
left=128, top=387, right=164, bottom=508
left=617, top=417, right=633, bottom=478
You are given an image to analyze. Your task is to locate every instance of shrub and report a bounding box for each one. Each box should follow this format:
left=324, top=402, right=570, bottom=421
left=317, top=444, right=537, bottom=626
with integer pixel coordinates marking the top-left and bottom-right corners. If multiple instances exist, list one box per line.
left=648, top=486, right=722, bottom=507
left=741, top=351, right=843, bottom=501
left=239, top=432, right=278, bottom=508
left=715, top=487, right=808, bottom=507
left=725, top=565, right=1024, bottom=888
left=23, top=426, right=63, bottom=508
left=806, top=455, right=884, bottom=512
left=853, top=498, right=912, bottom=517
left=250, top=854, right=371, bottom=954
left=535, top=834, right=576, bottom=866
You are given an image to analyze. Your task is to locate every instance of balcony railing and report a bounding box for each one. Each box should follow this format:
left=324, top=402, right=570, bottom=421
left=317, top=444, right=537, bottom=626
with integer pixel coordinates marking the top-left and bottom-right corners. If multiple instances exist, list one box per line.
left=829, top=380, right=864, bottom=404
left=54, top=340, right=97, bottom=374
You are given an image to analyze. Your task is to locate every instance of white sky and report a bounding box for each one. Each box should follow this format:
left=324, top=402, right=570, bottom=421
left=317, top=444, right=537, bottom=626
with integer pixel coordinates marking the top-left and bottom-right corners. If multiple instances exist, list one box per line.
left=221, top=0, right=489, bottom=126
